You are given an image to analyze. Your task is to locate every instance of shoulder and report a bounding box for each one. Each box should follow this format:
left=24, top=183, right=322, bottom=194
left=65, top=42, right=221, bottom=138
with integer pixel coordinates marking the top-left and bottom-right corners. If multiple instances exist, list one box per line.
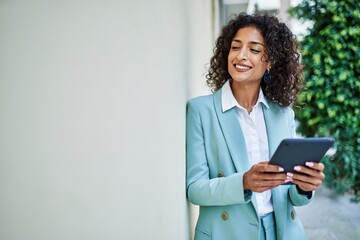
left=186, top=93, right=216, bottom=113
left=187, top=94, right=213, bottom=107
left=186, top=92, right=221, bottom=123
left=265, top=101, right=295, bottom=130
left=267, top=101, right=294, bottom=117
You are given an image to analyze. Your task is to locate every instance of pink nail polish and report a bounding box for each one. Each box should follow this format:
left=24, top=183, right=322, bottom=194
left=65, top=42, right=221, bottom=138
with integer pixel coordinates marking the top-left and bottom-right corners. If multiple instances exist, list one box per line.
left=306, top=162, right=314, bottom=167
left=294, top=166, right=301, bottom=171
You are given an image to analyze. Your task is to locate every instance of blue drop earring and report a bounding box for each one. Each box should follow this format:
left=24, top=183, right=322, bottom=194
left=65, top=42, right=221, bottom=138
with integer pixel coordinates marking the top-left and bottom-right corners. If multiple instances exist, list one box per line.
left=263, top=68, right=271, bottom=85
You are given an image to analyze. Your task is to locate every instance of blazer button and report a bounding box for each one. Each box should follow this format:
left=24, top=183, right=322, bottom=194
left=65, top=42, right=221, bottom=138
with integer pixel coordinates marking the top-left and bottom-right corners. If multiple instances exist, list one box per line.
left=217, top=172, right=224, bottom=177
left=221, top=211, right=229, bottom=221
left=291, top=210, right=295, bottom=220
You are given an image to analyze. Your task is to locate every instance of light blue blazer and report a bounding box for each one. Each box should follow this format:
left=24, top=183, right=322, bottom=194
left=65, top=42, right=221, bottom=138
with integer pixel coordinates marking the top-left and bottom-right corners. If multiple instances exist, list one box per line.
left=186, top=89, right=312, bottom=240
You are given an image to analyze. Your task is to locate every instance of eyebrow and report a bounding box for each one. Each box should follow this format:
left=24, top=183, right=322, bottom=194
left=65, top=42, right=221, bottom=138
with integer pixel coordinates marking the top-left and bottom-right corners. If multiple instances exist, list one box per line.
left=232, top=39, right=264, bottom=46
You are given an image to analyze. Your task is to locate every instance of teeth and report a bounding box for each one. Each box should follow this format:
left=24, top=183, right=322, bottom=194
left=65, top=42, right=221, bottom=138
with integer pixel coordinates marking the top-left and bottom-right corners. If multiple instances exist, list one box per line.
left=235, top=65, right=250, bottom=70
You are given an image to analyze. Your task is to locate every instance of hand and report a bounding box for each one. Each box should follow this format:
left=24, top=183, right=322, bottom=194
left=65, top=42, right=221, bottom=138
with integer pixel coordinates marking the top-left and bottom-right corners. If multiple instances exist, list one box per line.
left=243, top=161, right=290, bottom=193
left=287, top=162, right=325, bottom=192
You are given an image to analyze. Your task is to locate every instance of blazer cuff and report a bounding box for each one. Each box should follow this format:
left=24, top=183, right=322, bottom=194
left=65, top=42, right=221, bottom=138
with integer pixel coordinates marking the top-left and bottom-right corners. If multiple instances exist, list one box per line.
left=289, top=185, right=313, bottom=206
left=244, top=189, right=252, bottom=202
left=296, top=185, right=313, bottom=199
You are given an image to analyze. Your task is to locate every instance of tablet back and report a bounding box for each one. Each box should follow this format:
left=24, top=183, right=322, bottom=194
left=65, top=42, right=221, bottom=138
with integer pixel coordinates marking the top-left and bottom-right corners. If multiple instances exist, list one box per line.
left=270, top=138, right=335, bottom=173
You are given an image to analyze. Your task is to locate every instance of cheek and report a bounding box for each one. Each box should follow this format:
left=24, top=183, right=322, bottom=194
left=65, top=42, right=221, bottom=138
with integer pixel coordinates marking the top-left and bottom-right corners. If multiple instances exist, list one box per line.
left=259, top=54, right=269, bottom=66
left=227, top=54, right=232, bottom=65
left=228, top=61, right=235, bottom=76
left=227, top=57, right=232, bottom=71
left=228, top=53, right=235, bottom=68
left=257, top=57, right=268, bottom=69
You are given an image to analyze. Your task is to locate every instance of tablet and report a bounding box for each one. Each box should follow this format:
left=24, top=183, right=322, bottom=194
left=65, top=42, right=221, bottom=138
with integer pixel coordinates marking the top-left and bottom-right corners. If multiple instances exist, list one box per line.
left=269, top=138, right=335, bottom=174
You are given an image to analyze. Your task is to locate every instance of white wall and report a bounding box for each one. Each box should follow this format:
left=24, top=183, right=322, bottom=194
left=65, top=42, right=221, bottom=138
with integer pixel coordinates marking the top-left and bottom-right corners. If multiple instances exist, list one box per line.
left=0, top=1, right=192, bottom=239
left=186, top=0, right=213, bottom=98
left=184, top=1, right=214, bottom=238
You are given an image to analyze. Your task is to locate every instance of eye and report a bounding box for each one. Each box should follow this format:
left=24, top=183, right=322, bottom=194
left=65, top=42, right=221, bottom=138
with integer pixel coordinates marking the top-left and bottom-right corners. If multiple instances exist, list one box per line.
left=231, top=46, right=240, bottom=50
left=250, top=49, right=261, bottom=53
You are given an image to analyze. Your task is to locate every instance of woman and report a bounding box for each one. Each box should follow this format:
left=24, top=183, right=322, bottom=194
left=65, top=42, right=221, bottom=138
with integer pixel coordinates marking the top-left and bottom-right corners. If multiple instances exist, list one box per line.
left=186, top=14, right=325, bottom=240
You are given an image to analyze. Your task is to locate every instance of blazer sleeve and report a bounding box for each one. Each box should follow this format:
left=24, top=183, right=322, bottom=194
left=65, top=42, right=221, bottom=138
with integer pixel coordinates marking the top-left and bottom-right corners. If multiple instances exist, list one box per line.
left=289, top=185, right=313, bottom=206
left=186, top=100, right=251, bottom=206
left=288, top=108, right=315, bottom=205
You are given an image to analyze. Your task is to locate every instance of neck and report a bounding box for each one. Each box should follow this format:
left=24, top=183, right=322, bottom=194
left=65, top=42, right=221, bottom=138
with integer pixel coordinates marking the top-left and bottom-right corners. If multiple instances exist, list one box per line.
left=230, top=81, right=260, bottom=113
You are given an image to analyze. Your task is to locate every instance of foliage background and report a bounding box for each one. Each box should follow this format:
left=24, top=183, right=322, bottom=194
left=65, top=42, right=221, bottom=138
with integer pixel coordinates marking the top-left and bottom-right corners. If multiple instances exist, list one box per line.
left=290, top=0, right=360, bottom=201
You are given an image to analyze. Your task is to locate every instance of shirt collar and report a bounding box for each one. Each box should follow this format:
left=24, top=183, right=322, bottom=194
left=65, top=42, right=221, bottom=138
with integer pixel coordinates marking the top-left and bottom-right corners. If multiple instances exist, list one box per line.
left=221, top=80, right=269, bottom=112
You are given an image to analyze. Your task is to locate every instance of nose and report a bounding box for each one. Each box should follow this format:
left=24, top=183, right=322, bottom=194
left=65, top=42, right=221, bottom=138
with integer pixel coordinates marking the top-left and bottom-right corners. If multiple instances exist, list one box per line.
left=237, top=47, right=248, bottom=60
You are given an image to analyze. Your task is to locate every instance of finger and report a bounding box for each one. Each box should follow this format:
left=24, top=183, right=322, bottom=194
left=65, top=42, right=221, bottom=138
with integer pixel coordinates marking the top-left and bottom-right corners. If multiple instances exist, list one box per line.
left=256, top=177, right=291, bottom=188
left=250, top=163, right=284, bottom=174
left=249, top=176, right=288, bottom=188
left=288, top=172, right=323, bottom=186
left=293, top=166, right=325, bottom=179
left=261, top=163, right=285, bottom=173
left=291, top=180, right=317, bottom=192
left=304, top=162, right=325, bottom=171
left=252, top=182, right=283, bottom=192
left=261, top=173, right=288, bottom=181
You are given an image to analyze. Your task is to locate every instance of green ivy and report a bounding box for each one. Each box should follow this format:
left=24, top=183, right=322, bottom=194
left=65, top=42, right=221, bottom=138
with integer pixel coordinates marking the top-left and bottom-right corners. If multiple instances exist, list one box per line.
left=290, top=0, right=360, bottom=202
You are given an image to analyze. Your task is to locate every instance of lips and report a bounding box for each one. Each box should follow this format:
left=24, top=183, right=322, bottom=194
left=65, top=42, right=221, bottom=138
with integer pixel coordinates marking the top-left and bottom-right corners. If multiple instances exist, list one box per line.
left=234, top=64, right=252, bottom=71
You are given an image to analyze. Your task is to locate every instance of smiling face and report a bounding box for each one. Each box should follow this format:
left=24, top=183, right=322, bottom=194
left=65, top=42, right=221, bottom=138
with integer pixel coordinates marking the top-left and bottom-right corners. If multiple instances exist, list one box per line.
left=228, top=26, right=270, bottom=85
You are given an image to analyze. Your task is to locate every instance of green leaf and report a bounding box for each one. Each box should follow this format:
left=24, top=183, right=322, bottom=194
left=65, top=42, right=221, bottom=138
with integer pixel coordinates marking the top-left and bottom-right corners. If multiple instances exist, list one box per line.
left=292, top=0, right=360, bottom=201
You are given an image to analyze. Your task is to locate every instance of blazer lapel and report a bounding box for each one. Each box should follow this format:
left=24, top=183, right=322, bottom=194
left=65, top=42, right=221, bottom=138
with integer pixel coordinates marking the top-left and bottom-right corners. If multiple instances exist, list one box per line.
left=213, top=90, right=250, bottom=173
left=214, top=89, right=260, bottom=213
left=262, top=104, right=286, bottom=157
left=264, top=104, right=290, bottom=238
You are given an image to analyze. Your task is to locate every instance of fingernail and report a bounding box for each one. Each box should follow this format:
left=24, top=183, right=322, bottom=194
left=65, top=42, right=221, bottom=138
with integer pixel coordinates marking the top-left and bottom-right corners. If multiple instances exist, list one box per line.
left=294, top=166, right=301, bottom=171
left=285, top=178, right=292, bottom=183
left=306, top=162, right=314, bottom=167
left=279, top=167, right=284, bottom=172
left=287, top=172, right=293, bottom=177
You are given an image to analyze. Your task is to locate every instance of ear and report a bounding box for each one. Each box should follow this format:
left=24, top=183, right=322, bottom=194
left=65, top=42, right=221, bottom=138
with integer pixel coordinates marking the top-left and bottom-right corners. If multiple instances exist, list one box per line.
left=266, top=62, right=272, bottom=71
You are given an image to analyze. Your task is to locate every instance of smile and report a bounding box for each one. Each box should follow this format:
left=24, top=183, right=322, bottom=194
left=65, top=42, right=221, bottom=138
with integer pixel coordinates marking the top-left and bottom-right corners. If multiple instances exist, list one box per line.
left=234, top=64, right=251, bottom=71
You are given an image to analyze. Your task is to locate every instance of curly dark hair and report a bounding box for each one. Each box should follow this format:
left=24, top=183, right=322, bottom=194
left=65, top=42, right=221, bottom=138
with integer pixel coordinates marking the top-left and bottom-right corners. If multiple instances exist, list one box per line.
left=206, top=13, right=303, bottom=106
